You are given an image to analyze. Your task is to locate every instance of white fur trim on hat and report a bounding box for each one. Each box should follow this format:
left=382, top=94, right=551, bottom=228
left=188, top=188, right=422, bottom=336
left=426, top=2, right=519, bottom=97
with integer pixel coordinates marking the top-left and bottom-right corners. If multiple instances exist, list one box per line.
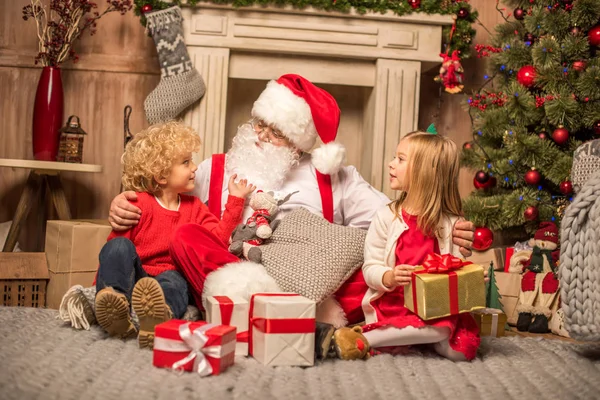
left=252, top=80, right=318, bottom=151
left=202, top=261, right=281, bottom=309
left=316, top=296, right=348, bottom=328
left=311, top=142, right=346, bottom=175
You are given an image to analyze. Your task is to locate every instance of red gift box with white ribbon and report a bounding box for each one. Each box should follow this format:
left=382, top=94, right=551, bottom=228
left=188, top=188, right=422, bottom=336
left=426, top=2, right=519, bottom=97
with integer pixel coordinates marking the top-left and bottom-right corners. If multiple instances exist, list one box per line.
left=153, top=320, right=236, bottom=376
left=249, top=293, right=316, bottom=367
left=206, top=295, right=249, bottom=356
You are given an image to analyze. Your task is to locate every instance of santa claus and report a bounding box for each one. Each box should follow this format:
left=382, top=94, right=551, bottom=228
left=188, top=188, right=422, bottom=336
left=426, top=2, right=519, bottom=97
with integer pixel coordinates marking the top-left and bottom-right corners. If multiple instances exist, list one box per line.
left=109, top=74, right=475, bottom=358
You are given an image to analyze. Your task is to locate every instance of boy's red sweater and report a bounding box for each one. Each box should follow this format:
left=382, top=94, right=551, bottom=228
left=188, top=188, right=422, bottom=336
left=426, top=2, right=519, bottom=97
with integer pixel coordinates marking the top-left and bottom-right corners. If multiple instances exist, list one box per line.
left=106, top=192, right=244, bottom=276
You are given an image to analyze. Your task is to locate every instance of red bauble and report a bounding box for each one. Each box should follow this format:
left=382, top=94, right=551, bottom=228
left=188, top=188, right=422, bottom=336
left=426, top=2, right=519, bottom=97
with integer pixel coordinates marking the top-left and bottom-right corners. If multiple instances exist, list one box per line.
left=560, top=180, right=573, bottom=195
left=141, top=4, right=153, bottom=13
left=525, top=169, right=541, bottom=185
left=588, top=25, right=600, bottom=47
left=473, top=227, right=494, bottom=251
left=524, top=206, right=539, bottom=221
left=514, top=8, right=525, bottom=20
left=593, top=121, right=600, bottom=135
left=457, top=8, right=469, bottom=19
left=538, top=131, right=547, bottom=140
left=474, top=176, right=496, bottom=190
left=552, top=126, right=569, bottom=145
left=573, top=61, right=586, bottom=72
left=517, top=65, right=536, bottom=87
left=475, top=170, right=490, bottom=184
left=407, top=0, right=421, bottom=9
left=463, top=142, right=473, bottom=150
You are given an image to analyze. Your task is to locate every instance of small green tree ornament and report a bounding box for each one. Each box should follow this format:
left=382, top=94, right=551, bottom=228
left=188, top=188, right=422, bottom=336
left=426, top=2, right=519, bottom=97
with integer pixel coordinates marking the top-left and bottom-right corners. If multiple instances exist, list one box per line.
left=486, top=262, right=504, bottom=311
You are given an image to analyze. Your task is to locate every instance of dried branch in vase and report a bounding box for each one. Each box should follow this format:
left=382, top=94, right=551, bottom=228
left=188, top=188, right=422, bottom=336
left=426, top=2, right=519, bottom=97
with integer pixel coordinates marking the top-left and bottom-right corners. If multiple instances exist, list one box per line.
left=22, top=0, right=133, bottom=67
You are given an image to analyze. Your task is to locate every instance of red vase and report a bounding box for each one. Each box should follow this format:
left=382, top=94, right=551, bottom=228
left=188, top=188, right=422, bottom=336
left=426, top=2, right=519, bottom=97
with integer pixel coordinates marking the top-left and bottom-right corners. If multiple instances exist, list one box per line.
left=32, top=66, right=64, bottom=161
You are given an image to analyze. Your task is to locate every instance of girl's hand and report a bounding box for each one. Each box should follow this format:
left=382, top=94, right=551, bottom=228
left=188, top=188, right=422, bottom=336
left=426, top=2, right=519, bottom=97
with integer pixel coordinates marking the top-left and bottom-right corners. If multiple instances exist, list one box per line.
left=228, top=174, right=256, bottom=199
left=383, top=264, right=415, bottom=288
left=483, top=265, right=490, bottom=283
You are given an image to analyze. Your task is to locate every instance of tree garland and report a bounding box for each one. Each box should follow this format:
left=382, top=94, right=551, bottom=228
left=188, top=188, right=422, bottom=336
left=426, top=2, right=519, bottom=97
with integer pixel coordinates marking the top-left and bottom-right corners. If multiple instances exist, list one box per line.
left=133, top=0, right=477, bottom=58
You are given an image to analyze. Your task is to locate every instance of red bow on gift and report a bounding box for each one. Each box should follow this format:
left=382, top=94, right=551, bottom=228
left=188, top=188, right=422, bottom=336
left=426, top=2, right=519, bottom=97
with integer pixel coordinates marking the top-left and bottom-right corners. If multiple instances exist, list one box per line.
left=422, top=254, right=472, bottom=273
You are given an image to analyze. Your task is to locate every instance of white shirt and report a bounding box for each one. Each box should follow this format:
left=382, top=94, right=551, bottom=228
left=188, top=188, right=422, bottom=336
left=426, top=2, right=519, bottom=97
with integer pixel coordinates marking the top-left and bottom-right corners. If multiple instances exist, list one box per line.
left=192, top=153, right=390, bottom=229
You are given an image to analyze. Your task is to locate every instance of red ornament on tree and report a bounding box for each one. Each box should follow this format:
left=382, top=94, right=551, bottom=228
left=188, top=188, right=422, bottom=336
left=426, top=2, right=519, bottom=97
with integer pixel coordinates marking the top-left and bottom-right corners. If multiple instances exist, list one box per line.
left=593, top=121, right=600, bottom=135
left=141, top=4, right=153, bottom=13
left=525, top=169, right=541, bottom=185
left=457, top=8, right=470, bottom=19
left=514, top=8, right=525, bottom=20
left=475, top=170, right=490, bottom=184
left=517, top=65, right=536, bottom=87
left=573, top=61, right=586, bottom=72
left=463, top=142, right=473, bottom=150
left=473, top=227, right=494, bottom=251
left=474, top=176, right=496, bottom=190
left=538, top=131, right=547, bottom=140
left=552, top=126, right=569, bottom=145
left=588, top=25, right=600, bottom=47
left=560, top=180, right=573, bottom=195
left=524, top=206, right=539, bottom=221
left=407, top=0, right=421, bottom=9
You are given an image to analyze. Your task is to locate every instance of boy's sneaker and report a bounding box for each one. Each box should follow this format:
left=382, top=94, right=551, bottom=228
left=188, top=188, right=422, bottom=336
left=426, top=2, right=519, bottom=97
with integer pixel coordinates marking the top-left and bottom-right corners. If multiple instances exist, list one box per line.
left=95, top=287, right=137, bottom=338
left=132, top=277, right=173, bottom=349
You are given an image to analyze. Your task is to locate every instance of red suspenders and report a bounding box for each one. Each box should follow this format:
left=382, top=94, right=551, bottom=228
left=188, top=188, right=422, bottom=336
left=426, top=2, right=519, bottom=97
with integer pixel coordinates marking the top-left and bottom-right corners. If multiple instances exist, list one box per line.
left=208, top=153, right=334, bottom=223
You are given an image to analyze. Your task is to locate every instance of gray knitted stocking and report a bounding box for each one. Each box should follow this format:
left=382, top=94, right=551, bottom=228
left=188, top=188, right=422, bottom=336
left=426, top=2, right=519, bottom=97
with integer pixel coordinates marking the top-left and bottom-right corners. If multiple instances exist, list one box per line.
left=143, top=6, right=206, bottom=124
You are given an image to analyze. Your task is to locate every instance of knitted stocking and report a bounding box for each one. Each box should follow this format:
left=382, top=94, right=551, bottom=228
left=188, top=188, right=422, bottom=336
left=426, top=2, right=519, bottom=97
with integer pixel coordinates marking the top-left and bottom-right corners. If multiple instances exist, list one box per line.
left=143, top=6, right=206, bottom=124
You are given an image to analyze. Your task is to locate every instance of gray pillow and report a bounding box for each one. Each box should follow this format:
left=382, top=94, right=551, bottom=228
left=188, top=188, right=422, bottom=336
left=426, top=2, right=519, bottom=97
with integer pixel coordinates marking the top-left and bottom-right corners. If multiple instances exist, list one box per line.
left=261, top=208, right=366, bottom=303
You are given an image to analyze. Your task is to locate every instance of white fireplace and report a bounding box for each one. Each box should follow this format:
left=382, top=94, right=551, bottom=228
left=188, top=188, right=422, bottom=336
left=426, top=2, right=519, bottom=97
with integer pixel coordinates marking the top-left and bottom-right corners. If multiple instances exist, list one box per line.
left=181, top=3, right=452, bottom=198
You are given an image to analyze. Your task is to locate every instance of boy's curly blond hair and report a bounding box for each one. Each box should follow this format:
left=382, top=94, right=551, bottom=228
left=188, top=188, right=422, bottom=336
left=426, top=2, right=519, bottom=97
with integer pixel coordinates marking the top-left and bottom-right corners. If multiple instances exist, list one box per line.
left=121, top=121, right=201, bottom=194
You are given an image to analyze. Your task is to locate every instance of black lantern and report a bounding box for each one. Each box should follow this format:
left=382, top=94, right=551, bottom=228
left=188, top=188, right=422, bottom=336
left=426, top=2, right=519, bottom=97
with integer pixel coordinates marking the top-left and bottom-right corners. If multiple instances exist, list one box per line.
left=57, top=115, right=87, bottom=163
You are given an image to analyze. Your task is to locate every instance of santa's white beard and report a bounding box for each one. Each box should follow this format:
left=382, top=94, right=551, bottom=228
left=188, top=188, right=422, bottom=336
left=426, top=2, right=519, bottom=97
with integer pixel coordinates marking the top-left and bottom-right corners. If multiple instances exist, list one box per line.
left=226, top=122, right=299, bottom=191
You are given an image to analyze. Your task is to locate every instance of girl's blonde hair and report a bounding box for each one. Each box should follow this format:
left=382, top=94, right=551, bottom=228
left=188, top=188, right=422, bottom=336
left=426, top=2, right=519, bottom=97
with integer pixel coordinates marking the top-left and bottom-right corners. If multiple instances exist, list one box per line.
left=121, top=121, right=201, bottom=194
left=390, top=131, right=462, bottom=235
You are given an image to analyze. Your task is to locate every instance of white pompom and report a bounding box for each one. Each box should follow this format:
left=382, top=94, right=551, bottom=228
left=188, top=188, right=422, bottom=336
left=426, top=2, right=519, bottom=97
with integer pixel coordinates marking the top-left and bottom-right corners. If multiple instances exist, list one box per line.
left=311, top=142, right=346, bottom=175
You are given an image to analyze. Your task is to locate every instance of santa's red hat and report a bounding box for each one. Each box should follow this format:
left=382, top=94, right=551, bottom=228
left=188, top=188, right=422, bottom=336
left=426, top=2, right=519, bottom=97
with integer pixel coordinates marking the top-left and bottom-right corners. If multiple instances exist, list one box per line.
left=534, top=221, right=558, bottom=244
left=251, top=74, right=346, bottom=175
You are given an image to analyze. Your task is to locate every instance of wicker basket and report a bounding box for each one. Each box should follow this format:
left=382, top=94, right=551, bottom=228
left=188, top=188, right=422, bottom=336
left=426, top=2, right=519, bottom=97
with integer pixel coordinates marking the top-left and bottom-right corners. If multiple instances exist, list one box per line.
left=0, top=253, right=49, bottom=307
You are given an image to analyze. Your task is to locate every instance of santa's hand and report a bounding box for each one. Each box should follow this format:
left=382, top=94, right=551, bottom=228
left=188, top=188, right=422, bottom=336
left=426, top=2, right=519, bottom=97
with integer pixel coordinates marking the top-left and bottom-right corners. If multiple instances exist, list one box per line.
left=108, top=191, right=140, bottom=231
left=228, top=174, right=256, bottom=199
left=453, top=218, right=475, bottom=258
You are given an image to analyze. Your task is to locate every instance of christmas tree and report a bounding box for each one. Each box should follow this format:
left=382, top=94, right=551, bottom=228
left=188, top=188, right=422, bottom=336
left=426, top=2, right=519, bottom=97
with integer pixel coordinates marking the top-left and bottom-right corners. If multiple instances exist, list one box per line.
left=461, top=0, right=600, bottom=239
left=486, top=262, right=504, bottom=311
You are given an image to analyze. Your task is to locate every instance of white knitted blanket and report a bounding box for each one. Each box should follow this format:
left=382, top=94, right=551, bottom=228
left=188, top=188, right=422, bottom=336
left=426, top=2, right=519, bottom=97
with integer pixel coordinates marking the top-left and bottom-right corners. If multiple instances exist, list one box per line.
left=1, top=307, right=599, bottom=400
left=560, top=169, right=600, bottom=341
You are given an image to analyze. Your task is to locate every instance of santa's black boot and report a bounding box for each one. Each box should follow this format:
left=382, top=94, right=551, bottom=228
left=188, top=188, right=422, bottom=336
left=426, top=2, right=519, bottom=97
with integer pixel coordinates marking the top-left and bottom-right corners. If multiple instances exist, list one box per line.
left=516, top=312, right=533, bottom=332
left=315, top=322, right=335, bottom=361
left=528, top=314, right=549, bottom=333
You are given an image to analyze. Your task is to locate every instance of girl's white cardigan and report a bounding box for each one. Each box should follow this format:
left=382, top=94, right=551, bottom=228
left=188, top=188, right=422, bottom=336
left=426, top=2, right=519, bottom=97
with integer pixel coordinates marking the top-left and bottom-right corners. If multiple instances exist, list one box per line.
left=361, top=205, right=463, bottom=325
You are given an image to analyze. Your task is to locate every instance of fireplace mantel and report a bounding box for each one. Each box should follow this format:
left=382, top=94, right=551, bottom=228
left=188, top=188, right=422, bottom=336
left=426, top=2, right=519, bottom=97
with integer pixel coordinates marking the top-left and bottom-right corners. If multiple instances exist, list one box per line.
left=181, top=3, right=452, bottom=197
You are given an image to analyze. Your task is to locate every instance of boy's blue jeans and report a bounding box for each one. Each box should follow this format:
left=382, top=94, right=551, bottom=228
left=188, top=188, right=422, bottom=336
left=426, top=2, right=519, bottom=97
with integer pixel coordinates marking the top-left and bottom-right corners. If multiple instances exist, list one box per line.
left=95, top=237, right=188, bottom=318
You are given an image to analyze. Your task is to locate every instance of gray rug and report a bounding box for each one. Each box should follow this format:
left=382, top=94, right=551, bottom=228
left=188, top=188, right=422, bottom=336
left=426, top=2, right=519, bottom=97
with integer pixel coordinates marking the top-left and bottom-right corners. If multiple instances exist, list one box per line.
left=1, top=307, right=599, bottom=400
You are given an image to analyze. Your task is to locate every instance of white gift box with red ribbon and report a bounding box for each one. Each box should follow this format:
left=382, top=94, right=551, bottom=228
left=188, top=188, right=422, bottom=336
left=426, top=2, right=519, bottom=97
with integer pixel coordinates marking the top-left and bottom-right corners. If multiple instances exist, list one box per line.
left=206, top=295, right=249, bottom=356
left=249, top=293, right=316, bottom=367
left=153, top=320, right=236, bottom=376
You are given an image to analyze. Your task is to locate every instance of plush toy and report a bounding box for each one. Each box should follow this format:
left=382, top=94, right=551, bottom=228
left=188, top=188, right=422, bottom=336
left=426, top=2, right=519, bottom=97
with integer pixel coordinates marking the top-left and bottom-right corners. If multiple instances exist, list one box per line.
left=332, top=325, right=371, bottom=361
left=515, top=221, right=560, bottom=333
left=434, top=50, right=464, bottom=94
left=229, top=190, right=297, bottom=263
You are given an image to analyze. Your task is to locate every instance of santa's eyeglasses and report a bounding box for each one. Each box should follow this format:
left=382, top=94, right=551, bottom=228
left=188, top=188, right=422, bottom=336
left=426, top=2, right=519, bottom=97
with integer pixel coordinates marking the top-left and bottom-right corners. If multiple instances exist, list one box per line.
left=251, top=118, right=290, bottom=146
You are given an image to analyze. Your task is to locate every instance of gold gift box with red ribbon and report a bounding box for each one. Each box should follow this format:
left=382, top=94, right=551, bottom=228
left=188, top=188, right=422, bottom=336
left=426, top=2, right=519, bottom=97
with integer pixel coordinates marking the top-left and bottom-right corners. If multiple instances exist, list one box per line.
left=404, top=254, right=486, bottom=320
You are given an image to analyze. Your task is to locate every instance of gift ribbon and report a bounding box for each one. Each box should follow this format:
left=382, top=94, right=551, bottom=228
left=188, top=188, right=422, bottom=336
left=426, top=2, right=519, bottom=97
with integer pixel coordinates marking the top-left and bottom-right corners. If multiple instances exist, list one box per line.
left=153, top=322, right=222, bottom=376
left=214, top=296, right=249, bottom=344
left=248, top=293, right=316, bottom=356
left=411, top=254, right=472, bottom=317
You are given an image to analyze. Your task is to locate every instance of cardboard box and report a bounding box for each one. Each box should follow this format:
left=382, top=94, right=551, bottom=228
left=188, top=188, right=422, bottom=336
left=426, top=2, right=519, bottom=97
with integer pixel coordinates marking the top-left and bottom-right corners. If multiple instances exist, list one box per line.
left=468, top=247, right=507, bottom=271
left=404, top=263, right=486, bottom=320
left=494, top=271, right=521, bottom=326
left=0, top=252, right=49, bottom=307
left=472, top=308, right=507, bottom=337
left=249, top=293, right=315, bottom=367
left=45, top=219, right=111, bottom=309
left=206, top=295, right=249, bottom=356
